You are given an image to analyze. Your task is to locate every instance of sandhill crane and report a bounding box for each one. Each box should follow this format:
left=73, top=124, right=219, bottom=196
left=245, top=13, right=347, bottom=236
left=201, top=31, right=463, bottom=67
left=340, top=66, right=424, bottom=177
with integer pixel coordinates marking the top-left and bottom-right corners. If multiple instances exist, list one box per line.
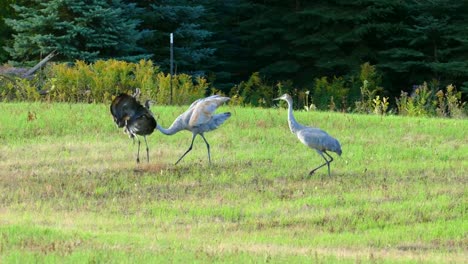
left=156, top=95, right=231, bottom=165
left=110, top=92, right=157, bottom=163
left=274, top=94, right=342, bottom=176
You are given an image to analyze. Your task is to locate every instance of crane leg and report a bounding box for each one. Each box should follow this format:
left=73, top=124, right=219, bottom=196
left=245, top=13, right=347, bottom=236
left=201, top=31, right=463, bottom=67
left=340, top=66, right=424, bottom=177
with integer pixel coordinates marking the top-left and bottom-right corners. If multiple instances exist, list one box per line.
left=323, top=151, right=334, bottom=176
left=200, top=133, right=211, bottom=164
left=309, top=151, right=333, bottom=177
left=144, top=135, right=150, bottom=163
left=175, top=134, right=196, bottom=165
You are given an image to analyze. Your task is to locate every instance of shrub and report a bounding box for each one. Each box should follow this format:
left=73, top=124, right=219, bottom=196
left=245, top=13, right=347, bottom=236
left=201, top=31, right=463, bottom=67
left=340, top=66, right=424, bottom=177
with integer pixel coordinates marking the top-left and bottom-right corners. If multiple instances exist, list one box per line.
left=355, top=80, right=379, bottom=114
left=135, top=60, right=159, bottom=101
left=395, top=82, right=433, bottom=117
left=0, top=75, right=40, bottom=101
left=46, top=60, right=142, bottom=103
left=229, top=72, right=278, bottom=107
left=395, top=82, right=466, bottom=118
left=154, top=73, right=207, bottom=105
left=5, top=59, right=212, bottom=104
left=312, top=76, right=348, bottom=111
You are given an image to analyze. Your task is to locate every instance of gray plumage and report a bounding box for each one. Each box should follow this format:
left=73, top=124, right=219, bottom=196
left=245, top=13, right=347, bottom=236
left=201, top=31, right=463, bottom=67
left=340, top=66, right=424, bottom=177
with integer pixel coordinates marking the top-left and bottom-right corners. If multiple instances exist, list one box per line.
left=156, top=95, right=231, bottom=165
left=274, top=94, right=342, bottom=176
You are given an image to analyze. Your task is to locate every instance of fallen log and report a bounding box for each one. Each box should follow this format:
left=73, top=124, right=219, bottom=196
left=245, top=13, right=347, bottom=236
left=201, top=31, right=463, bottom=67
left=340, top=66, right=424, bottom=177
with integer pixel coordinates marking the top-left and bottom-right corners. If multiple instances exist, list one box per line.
left=22, top=50, right=58, bottom=78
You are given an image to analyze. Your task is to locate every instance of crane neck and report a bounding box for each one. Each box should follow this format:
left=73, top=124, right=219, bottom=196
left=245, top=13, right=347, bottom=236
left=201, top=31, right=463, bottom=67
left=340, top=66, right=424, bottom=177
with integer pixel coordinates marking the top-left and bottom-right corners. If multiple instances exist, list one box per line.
left=156, top=123, right=178, bottom=135
left=156, top=118, right=184, bottom=135
left=285, top=98, right=304, bottom=134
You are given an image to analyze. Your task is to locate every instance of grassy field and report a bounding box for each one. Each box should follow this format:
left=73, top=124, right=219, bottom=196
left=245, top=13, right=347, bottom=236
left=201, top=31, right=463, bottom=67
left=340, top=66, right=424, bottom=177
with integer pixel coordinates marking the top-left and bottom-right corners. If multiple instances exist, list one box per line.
left=0, top=102, right=466, bottom=263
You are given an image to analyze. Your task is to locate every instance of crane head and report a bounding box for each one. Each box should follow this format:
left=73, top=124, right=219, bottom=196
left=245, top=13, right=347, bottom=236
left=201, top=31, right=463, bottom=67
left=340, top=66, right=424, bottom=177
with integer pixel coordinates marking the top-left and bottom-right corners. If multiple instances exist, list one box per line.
left=273, top=93, right=292, bottom=102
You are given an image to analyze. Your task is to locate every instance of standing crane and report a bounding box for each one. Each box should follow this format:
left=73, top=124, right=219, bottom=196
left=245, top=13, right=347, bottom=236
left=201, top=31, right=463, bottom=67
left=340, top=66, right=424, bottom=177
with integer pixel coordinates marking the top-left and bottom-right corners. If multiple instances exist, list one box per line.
left=110, top=91, right=157, bottom=163
left=274, top=94, right=342, bottom=176
left=156, top=95, right=231, bottom=165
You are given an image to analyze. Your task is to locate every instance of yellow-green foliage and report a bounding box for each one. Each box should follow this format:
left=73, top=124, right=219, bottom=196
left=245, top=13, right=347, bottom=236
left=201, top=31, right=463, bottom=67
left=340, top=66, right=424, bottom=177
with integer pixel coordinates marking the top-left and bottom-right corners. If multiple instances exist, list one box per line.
left=2, top=59, right=210, bottom=104
left=46, top=60, right=148, bottom=103
left=444, top=84, right=466, bottom=118
left=153, top=73, right=207, bottom=105
left=372, top=95, right=389, bottom=115
left=396, top=82, right=466, bottom=118
left=0, top=75, right=40, bottom=101
left=134, top=60, right=158, bottom=100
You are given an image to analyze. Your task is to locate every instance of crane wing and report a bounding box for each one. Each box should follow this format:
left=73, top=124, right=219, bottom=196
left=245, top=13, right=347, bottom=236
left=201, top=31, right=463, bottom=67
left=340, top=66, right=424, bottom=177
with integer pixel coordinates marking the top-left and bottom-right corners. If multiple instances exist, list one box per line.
left=188, top=96, right=229, bottom=127
left=297, top=128, right=341, bottom=154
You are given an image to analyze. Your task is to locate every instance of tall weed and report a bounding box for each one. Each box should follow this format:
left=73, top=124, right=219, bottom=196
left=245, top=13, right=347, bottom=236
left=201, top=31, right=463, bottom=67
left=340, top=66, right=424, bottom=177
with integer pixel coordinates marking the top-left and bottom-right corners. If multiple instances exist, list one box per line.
left=395, top=83, right=432, bottom=117
left=354, top=63, right=384, bottom=114
left=435, top=84, right=466, bottom=118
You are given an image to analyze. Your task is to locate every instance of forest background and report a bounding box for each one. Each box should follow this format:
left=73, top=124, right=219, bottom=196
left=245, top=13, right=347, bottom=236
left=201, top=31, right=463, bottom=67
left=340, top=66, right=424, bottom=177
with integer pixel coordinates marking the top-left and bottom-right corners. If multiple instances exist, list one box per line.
left=0, top=0, right=467, bottom=116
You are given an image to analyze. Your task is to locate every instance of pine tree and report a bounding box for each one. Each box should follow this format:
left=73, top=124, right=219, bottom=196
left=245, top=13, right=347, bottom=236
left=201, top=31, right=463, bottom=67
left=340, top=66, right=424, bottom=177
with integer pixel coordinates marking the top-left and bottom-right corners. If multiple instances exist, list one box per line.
left=238, top=0, right=294, bottom=81
left=237, top=1, right=394, bottom=86
left=379, top=0, right=468, bottom=91
left=203, top=0, right=249, bottom=92
left=147, top=0, right=216, bottom=75
left=5, top=0, right=149, bottom=64
left=0, top=0, right=17, bottom=62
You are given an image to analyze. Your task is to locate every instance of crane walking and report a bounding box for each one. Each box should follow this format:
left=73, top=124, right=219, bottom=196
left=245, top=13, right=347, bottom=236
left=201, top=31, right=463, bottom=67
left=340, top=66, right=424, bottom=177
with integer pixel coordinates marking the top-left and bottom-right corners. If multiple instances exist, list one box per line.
left=274, top=94, right=342, bottom=176
left=110, top=91, right=157, bottom=163
left=156, top=95, right=231, bottom=165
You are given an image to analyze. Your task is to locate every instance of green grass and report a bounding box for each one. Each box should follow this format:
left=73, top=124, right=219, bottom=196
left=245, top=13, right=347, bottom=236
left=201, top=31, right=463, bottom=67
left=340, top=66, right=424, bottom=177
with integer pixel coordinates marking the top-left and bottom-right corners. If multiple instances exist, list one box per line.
left=0, top=102, right=467, bottom=263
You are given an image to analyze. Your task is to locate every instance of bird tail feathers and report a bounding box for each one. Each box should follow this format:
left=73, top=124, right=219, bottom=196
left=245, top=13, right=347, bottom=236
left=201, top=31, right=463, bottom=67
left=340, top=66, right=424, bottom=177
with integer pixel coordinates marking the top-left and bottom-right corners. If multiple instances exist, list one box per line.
left=208, top=112, right=231, bottom=130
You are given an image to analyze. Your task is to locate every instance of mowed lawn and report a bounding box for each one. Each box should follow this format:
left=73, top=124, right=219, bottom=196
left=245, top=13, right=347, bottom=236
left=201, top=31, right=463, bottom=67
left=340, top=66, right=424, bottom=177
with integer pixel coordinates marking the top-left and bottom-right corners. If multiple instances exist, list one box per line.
left=0, top=102, right=466, bottom=263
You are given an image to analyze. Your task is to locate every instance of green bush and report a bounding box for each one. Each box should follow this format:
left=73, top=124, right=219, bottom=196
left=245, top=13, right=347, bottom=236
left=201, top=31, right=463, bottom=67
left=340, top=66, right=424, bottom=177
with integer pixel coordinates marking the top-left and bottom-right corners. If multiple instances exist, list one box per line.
left=312, top=76, right=349, bottom=111
left=229, top=72, right=278, bottom=107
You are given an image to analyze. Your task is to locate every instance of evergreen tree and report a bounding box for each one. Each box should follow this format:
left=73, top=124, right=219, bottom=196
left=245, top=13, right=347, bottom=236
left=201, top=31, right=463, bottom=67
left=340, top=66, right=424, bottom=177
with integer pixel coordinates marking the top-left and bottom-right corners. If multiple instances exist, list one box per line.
left=237, top=1, right=293, bottom=81
left=147, top=0, right=216, bottom=75
left=284, top=1, right=368, bottom=82
left=0, top=0, right=18, bottom=62
left=204, top=0, right=249, bottom=92
left=237, top=1, right=398, bottom=87
left=379, top=0, right=468, bottom=92
left=5, top=0, right=149, bottom=64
